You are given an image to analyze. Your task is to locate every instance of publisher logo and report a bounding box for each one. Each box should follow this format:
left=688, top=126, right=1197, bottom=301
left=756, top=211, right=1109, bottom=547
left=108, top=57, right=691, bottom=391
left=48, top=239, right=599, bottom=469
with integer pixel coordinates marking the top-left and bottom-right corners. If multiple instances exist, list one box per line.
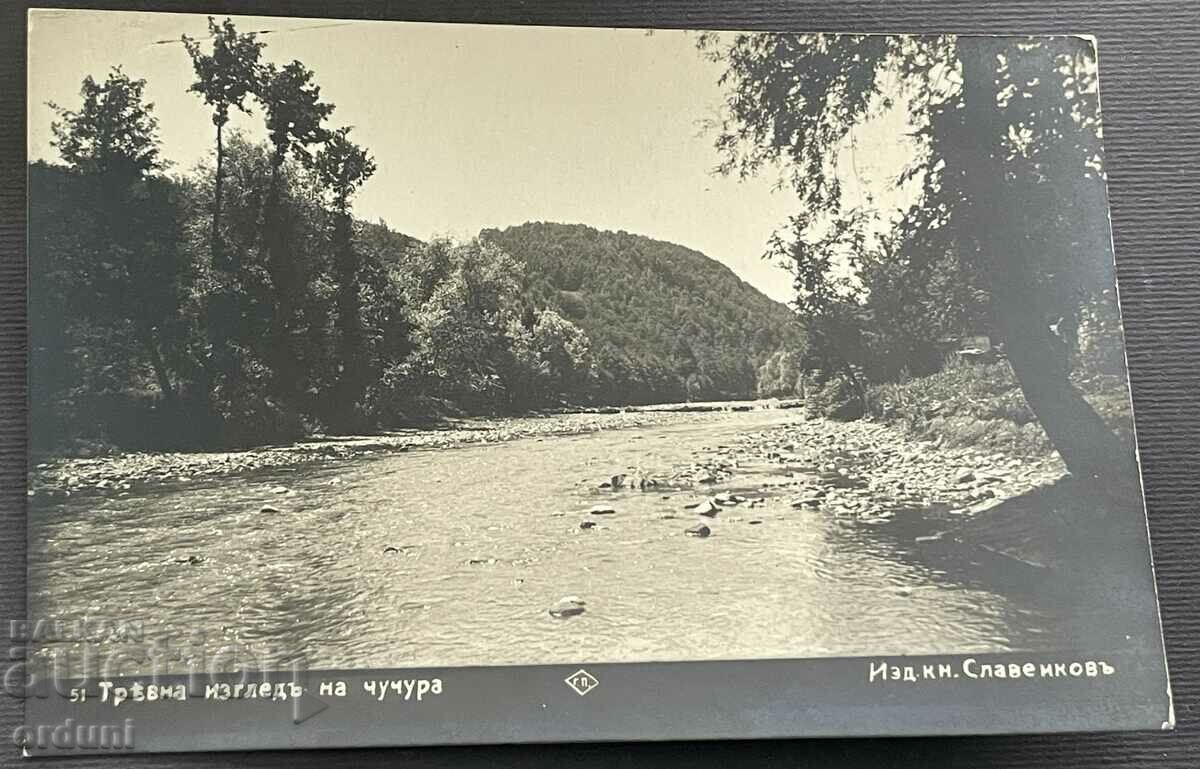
left=564, top=669, right=598, bottom=696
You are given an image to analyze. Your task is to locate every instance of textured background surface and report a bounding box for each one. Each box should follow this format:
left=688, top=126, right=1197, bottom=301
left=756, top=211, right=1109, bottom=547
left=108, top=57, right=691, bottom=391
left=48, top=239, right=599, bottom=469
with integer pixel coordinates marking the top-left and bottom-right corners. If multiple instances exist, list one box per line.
left=1, top=1, right=1197, bottom=766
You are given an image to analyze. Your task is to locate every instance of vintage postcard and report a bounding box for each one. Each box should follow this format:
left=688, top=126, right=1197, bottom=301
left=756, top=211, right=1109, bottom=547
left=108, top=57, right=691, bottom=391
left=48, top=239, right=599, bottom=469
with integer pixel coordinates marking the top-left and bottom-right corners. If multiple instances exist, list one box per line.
left=22, top=9, right=1170, bottom=754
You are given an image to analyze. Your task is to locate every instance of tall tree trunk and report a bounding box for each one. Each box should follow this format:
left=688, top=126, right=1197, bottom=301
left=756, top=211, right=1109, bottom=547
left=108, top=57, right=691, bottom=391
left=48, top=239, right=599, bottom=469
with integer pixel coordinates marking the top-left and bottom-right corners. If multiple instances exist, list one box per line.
left=212, top=121, right=226, bottom=271
left=261, top=155, right=303, bottom=420
left=957, top=40, right=1133, bottom=493
left=333, top=209, right=364, bottom=429
left=139, top=326, right=177, bottom=409
left=993, top=287, right=1133, bottom=488
left=201, top=120, right=227, bottom=417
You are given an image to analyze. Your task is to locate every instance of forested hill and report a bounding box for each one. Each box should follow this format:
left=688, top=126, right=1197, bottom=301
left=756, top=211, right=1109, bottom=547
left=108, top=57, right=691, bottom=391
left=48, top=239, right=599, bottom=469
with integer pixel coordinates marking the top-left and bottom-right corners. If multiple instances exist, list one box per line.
left=481, top=222, right=802, bottom=404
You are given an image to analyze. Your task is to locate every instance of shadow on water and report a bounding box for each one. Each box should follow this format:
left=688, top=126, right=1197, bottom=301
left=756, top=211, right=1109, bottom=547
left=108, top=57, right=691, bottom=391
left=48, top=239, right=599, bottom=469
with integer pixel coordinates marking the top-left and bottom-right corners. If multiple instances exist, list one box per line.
left=846, top=473, right=1159, bottom=649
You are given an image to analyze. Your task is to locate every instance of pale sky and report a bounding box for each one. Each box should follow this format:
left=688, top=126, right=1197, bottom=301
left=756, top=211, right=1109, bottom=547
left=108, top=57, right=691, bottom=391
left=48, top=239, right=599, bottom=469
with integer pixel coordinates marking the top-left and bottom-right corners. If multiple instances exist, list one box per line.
left=28, top=10, right=918, bottom=304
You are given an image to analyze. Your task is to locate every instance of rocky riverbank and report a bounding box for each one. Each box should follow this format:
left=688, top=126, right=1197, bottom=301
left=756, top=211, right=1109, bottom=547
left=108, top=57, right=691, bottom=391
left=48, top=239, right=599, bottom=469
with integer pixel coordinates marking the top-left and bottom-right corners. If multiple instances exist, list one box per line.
left=28, top=408, right=777, bottom=499
left=579, top=417, right=1067, bottom=533
left=30, top=404, right=1071, bottom=565
left=725, top=418, right=1066, bottom=523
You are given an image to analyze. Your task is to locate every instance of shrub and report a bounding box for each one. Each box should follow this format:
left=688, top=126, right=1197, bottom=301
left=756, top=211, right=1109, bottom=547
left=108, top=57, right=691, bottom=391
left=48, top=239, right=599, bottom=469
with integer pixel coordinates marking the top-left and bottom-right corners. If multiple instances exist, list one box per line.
left=806, top=373, right=864, bottom=421
left=865, top=356, right=1134, bottom=458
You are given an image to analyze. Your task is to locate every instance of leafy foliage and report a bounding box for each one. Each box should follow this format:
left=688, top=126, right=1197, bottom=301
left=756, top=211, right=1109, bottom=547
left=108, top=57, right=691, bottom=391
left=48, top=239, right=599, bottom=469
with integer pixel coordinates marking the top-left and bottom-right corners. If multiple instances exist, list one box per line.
left=49, top=68, right=162, bottom=181
left=182, top=17, right=264, bottom=130
left=314, top=127, right=377, bottom=429
left=39, top=70, right=195, bottom=450
left=703, top=33, right=1133, bottom=483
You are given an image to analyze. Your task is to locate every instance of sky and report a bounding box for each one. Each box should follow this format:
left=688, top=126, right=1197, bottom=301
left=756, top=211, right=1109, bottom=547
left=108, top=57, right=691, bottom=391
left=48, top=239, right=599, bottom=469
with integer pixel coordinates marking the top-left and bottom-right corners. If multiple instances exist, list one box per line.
left=27, top=10, right=918, bottom=304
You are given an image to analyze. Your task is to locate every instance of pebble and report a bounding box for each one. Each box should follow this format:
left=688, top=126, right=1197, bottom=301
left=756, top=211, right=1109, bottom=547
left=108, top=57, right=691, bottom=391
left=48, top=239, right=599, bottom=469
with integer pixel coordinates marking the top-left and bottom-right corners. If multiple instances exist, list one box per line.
left=31, top=411, right=707, bottom=497
left=685, top=523, right=712, bottom=538
left=549, top=596, right=586, bottom=618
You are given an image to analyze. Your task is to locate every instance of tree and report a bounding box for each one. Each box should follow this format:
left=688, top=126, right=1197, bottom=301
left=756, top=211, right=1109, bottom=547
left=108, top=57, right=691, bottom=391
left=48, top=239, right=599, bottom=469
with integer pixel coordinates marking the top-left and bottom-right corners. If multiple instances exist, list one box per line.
left=702, top=33, right=1130, bottom=488
left=313, top=126, right=377, bottom=428
left=182, top=17, right=264, bottom=273
left=182, top=19, right=265, bottom=417
left=256, top=60, right=334, bottom=410
left=50, top=68, right=161, bottom=181
left=404, top=239, right=523, bottom=410
left=48, top=68, right=188, bottom=410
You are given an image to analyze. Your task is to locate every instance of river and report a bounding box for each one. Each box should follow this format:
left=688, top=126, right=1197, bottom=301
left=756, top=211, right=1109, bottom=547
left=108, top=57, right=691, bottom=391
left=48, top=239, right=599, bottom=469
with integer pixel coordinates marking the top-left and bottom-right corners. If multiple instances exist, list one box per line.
left=28, top=408, right=1068, bottom=673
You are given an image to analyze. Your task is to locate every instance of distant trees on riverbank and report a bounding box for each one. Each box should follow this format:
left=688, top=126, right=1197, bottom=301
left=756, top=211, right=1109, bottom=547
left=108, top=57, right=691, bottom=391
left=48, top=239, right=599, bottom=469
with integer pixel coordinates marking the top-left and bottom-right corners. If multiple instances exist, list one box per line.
left=29, top=18, right=801, bottom=453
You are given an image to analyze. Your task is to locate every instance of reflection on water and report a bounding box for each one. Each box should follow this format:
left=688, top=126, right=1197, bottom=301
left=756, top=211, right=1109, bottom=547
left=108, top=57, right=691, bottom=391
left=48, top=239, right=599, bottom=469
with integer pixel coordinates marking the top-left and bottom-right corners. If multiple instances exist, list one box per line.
left=29, top=410, right=1065, bottom=673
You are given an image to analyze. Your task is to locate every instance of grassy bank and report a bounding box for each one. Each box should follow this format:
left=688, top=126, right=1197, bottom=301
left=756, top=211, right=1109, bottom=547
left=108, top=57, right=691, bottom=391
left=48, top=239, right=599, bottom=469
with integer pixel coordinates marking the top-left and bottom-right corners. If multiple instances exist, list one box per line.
left=865, top=358, right=1136, bottom=459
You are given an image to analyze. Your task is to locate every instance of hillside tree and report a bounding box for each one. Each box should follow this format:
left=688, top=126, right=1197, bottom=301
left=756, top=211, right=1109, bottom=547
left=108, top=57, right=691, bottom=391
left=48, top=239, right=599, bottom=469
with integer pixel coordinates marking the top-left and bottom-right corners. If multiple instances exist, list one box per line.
left=313, top=126, right=377, bottom=428
left=182, top=17, right=264, bottom=273
left=182, top=18, right=265, bottom=411
left=257, top=59, right=334, bottom=410
left=49, top=68, right=188, bottom=411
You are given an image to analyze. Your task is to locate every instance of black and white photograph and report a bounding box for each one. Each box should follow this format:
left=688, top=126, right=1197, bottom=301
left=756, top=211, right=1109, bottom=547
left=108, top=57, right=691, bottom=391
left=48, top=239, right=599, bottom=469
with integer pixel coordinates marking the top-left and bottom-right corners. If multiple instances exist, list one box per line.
left=21, top=8, right=1171, bottom=749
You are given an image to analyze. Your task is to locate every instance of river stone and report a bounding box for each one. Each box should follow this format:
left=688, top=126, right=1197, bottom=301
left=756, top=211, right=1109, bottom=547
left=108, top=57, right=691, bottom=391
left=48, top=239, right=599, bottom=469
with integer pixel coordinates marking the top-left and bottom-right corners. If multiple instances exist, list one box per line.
left=685, top=523, right=712, bottom=538
left=259, top=504, right=281, bottom=513
left=579, top=520, right=598, bottom=530
left=695, top=500, right=720, bottom=517
left=270, top=485, right=290, bottom=494
left=588, top=505, right=616, bottom=515
left=822, top=474, right=864, bottom=489
left=549, top=596, right=586, bottom=618
left=956, top=471, right=976, bottom=484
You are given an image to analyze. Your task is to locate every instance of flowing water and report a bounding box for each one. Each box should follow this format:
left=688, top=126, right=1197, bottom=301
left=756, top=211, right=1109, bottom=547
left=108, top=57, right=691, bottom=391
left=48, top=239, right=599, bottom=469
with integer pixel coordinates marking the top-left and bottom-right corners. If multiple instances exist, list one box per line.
left=28, top=409, right=1065, bottom=673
